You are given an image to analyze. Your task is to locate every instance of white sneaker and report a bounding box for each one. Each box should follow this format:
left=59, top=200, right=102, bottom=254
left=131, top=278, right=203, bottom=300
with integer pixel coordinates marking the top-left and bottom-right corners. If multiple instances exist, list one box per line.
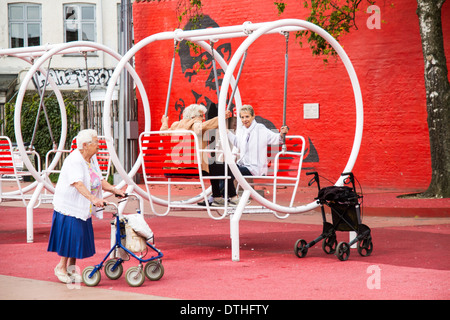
left=229, top=197, right=251, bottom=206
left=211, top=198, right=226, bottom=207
left=68, top=271, right=82, bottom=283
left=54, top=267, right=71, bottom=284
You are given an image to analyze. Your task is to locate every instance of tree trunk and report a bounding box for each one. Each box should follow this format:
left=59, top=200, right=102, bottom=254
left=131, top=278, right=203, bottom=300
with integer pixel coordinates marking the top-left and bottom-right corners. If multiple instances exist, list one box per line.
left=416, top=0, right=450, bottom=198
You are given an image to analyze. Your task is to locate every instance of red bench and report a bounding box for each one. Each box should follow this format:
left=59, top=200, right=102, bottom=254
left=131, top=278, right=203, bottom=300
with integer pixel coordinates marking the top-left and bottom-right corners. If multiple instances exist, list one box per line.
left=139, top=130, right=221, bottom=218
left=139, top=130, right=305, bottom=218
left=45, top=136, right=111, bottom=180
left=0, top=136, right=40, bottom=205
left=140, top=132, right=200, bottom=179
left=237, top=135, right=306, bottom=211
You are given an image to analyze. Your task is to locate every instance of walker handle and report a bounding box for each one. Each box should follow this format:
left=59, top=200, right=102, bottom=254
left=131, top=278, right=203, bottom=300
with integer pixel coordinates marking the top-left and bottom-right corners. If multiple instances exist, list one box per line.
left=95, top=201, right=118, bottom=213
left=306, top=171, right=321, bottom=190
left=341, top=172, right=356, bottom=191
left=115, top=193, right=128, bottom=198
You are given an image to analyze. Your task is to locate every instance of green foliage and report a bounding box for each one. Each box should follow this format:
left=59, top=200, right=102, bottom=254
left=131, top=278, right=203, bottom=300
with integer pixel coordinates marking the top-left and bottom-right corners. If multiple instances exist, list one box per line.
left=171, top=0, right=371, bottom=64
left=276, top=0, right=372, bottom=63
left=274, top=1, right=287, bottom=15
left=2, top=93, right=80, bottom=165
left=176, top=0, right=204, bottom=29
left=175, top=0, right=207, bottom=70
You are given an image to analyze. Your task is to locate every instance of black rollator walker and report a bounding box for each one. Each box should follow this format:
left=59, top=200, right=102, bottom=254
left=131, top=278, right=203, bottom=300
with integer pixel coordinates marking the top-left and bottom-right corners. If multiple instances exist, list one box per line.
left=294, top=172, right=373, bottom=261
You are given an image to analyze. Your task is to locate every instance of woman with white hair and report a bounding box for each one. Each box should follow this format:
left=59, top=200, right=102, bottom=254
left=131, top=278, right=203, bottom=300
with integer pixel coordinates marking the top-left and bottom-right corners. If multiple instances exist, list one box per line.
left=48, top=129, right=125, bottom=284
left=160, top=104, right=239, bottom=205
left=228, top=104, right=289, bottom=176
left=161, top=104, right=232, bottom=172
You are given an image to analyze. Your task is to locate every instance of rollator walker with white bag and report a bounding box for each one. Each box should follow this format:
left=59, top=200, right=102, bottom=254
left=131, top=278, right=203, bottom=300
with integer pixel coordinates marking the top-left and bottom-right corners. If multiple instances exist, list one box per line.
left=82, top=194, right=164, bottom=287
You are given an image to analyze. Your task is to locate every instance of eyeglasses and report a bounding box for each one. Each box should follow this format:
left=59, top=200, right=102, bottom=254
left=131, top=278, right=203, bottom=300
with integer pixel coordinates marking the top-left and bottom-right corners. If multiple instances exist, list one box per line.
left=89, top=139, right=99, bottom=145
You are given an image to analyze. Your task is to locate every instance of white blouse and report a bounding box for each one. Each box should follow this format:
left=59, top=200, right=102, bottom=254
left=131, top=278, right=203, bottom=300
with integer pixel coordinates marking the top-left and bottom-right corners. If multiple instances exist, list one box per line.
left=53, top=149, right=103, bottom=221
left=227, top=121, right=282, bottom=176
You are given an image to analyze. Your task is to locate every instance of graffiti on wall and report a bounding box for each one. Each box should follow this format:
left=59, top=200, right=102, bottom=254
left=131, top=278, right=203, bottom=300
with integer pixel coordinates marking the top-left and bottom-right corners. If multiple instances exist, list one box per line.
left=175, top=15, right=318, bottom=163
left=35, top=68, right=117, bottom=89
left=175, top=15, right=228, bottom=120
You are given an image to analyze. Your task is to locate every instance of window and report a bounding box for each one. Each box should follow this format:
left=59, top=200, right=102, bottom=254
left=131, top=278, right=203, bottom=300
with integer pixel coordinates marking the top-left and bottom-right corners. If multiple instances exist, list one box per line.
left=8, top=3, right=42, bottom=48
left=64, top=4, right=96, bottom=42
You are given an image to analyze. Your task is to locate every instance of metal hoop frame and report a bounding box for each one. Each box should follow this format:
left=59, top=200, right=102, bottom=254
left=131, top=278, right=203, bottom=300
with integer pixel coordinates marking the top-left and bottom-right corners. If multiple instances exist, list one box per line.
left=1, top=54, right=65, bottom=197
left=7, top=19, right=363, bottom=217
left=102, top=33, right=244, bottom=204
left=11, top=41, right=147, bottom=194
left=218, top=19, right=363, bottom=214
left=103, top=19, right=363, bottom=214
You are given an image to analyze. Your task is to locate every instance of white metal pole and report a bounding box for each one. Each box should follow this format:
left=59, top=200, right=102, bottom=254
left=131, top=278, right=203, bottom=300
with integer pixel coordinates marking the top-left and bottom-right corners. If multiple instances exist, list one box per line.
left=230, top=189, right=250, bottom=261
left=26, top=182, right=44, bottom=243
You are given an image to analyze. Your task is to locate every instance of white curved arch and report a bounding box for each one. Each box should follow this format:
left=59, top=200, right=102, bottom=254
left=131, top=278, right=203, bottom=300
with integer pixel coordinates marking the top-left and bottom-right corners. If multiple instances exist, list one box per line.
left=102, top=32, right=243, bottom=205
left=13, top=41, right=146, bottom=193
left=217, top=19, right=363, bottom=214
left=13, top=57, right=68, bottom=192
left=3, top=55, right=65, bottom=196
left=103, top=19, right=363, bottom=214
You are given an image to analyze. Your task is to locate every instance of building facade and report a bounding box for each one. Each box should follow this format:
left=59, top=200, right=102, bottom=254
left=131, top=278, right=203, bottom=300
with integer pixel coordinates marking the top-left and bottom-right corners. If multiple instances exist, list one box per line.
left=0, top=0, right=129, bottom=134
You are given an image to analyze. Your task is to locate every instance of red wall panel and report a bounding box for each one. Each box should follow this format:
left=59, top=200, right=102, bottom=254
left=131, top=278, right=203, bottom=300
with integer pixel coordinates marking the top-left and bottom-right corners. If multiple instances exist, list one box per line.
left=132, top=0, right=450, bottom=192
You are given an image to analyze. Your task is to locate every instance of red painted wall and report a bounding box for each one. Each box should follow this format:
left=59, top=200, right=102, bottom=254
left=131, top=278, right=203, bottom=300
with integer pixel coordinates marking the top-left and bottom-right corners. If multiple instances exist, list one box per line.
left=132, top=0, right=450, bottom=192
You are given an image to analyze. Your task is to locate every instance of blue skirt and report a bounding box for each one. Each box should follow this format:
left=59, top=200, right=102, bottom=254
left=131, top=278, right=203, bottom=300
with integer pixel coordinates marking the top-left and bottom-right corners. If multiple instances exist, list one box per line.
left=47, top=210, right=95, bottom=259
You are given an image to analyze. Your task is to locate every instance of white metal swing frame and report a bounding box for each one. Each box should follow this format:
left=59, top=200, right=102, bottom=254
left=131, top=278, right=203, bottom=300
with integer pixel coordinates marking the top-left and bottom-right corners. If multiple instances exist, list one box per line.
left=2, top=41, right=147, bottom=243
left=6, top=19, right=363, bottom=261
left=101, top=19, right=363, bottom=261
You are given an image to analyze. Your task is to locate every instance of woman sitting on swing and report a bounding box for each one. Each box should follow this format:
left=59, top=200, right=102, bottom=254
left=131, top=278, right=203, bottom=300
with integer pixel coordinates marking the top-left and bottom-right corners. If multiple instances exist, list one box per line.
left=227, top=104, right=289, bottom=176
left=160, top=104, right=240, bottom=206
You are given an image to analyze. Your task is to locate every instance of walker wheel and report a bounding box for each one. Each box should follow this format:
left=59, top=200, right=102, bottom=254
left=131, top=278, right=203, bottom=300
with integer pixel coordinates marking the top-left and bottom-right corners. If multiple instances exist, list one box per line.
left=144, top=260, right=164, bottom=281
left=82, top=266, right=101, bottom=287
left=357, top=237, right=373, bottom=257
left=104, top=259, right=124, bottom=280
left=294, top=239, right=308, bottom=258
left=322, top=235, right=337, bottom=254
left=336, top=242, right=350, bottom=261
left=125, top=266, right=145, bottom=287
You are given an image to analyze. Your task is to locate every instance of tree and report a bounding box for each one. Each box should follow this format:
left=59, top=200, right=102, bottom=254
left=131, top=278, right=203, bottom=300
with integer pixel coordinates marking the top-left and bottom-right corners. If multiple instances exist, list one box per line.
left=416, top=0, right=450, bottom=198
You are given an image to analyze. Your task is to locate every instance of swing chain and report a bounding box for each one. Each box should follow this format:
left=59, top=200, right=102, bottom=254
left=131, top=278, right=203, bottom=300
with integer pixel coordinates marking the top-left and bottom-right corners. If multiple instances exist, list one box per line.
left=283, top=31, right=290, bottom=53
left=30, top=55, right=57, bottom=151
left=82, top=51, right=94, bottom=128
left=164, top=39, right=179, bottom=117
left=282, top=31, right=290, bottom=152
left=209, top=40, right=220, bottom=99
